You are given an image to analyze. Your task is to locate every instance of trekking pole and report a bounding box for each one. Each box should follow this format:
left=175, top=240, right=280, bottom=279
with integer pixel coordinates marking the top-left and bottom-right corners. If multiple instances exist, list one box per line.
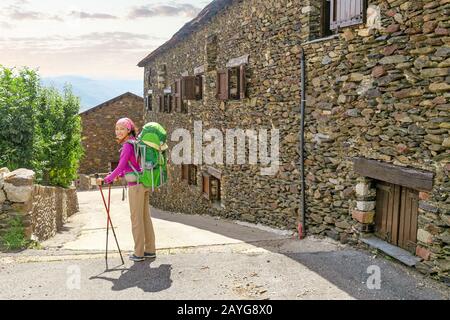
left=99, top=184, right=125, bottom=268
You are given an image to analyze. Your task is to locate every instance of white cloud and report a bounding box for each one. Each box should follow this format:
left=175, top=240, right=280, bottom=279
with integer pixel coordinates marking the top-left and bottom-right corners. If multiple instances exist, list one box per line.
left=128, top=4, right=201, bottom=19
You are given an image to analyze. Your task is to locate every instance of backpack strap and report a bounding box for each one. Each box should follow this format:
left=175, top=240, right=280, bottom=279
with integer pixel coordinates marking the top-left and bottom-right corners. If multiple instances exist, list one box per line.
left=126, top=139, right=139, bottom=163
left=128, top=161, right=141, bottom=184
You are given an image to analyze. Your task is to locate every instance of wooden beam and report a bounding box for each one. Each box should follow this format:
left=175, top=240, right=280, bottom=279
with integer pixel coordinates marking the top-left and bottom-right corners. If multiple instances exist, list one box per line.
left=353, top=157, right=434, bottom=192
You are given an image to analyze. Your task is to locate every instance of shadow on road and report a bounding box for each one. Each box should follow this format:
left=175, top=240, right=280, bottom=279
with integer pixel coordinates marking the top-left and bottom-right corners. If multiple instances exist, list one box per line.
left=89, top=260, right=173, bottom=293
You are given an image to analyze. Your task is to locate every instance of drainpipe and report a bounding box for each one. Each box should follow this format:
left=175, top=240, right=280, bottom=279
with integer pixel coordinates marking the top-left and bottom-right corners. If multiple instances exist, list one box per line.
left=298, top=47, right=307, bottom=240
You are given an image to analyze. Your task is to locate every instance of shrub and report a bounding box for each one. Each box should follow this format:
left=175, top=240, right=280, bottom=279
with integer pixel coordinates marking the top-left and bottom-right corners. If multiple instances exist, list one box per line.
left=0, top=66, right=84, bottom=187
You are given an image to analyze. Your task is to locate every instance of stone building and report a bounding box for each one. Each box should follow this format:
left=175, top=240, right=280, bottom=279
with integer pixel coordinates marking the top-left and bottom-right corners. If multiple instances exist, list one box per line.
left=79, top=92, right=144, bottom=175
left=137, top=0, right=449, bottom=281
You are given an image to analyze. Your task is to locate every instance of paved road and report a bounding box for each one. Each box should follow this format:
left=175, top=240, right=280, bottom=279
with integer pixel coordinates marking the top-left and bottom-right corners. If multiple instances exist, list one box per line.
left=0, top=189, right=448, bottom=300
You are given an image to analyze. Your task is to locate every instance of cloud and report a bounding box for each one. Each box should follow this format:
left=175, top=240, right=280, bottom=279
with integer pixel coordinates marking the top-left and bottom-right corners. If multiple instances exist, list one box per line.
left=5, top=7, right=63, bottom=21
left=0, top=32, right=163, bottom=53
left=69, top=11, right=119, bottom=20
left=1, top=22, right=13, bottom=29
left=129, top=4, right=201, bottom=19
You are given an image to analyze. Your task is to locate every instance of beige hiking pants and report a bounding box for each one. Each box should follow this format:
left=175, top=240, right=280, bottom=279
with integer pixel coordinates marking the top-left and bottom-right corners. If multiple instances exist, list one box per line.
left=128, top=184, right=155, bottom=257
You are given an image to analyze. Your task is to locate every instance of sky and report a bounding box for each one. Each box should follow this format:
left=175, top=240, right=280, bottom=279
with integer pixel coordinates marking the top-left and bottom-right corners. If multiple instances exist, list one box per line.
left=0, top=0, right=212, bottom=80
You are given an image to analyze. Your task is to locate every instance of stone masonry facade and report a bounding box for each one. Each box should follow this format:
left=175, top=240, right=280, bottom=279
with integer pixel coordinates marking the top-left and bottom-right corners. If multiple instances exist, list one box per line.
left=139, top=0, right=449, bottom=281
left=0, top=168, right=79, bottom=243
left=79, top=92, right=145, bottom=175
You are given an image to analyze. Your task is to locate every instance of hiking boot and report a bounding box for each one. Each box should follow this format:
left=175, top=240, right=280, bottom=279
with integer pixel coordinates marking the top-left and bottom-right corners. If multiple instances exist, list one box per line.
left=144, top=252, right=156, bottom=259
left=129, top=254, right=145, bottom=262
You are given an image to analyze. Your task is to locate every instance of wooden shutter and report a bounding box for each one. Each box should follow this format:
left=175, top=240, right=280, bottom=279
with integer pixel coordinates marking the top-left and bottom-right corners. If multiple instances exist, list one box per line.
left=216, top=70, right=229, bottom=101
left=182, top=76, right=197, bottom=100
left=147, top=95, right=152, bottom=111
left=177, top=79, right=183, bottom=112
left=195, top=76, right=203, bottom=100
left=173, top=79, right=182, bottom=112
left=202, top=173, right=211, bottom=200
left=375, top=181, right=400, bottom=243
left=239, top=65, right=246, bottom=99
left=158, top=95, right=163, bottom=112
left=163, top=94, right=168, bottom=113
left=182, top=165, right=189, bottom=181
left=330, top=0, right=364, bottom=30
left=398, top=187, right=419, bottom=253
left=171, top=83, right=176, bottom=111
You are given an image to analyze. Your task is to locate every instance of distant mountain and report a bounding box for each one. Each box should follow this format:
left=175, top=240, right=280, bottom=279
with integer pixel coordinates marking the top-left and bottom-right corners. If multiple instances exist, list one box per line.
left=41, top=76, right=143, bottom=113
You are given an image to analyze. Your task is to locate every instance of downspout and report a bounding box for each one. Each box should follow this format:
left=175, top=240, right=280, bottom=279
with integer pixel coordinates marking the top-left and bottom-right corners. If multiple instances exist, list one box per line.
left=298, top=47, right=307, bottom=240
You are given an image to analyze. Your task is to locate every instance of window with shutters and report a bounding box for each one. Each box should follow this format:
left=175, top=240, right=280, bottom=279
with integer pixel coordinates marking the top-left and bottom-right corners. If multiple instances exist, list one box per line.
left=216, top=65, right=246, bottom=101
left=163, top=93, right=172, bottom=113
left=146, top=94, right=153, bottom=111
left=321, top=0, right=367, bottom=37
left=216, top=70, right=229, bottom=101
left=181, top=164, right=197, bottom=185
left=181, top=76, right=203, bottom=101
left=172, top=79, right=187, bottom=113
left=202, top=172, right=221, bottom=202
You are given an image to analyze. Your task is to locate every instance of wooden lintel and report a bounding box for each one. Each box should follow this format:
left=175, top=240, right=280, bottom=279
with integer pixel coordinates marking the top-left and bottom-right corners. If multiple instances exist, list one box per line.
left=353, top=157, right=434, bottom=192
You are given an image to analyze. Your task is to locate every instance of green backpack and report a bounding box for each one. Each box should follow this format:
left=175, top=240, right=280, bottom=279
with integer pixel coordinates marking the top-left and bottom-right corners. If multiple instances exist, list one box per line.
left=126, top=122, right=169, bottom=191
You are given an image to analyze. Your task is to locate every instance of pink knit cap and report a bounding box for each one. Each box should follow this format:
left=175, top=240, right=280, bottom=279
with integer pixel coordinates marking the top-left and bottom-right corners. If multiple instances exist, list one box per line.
left=116, top=118, right=136, bottom=132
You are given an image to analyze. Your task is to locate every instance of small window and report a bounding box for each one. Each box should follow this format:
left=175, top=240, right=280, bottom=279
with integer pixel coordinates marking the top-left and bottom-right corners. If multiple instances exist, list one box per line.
left=172, top=79, right=187, bottom=113
left=322, top=0, right=367, bottom=34
left=202, top=172, right=221, bottom=202
left=182, top=76, right=203, bottom=101
left=181, top=164, right=197, bottom=185
left=216, top=70, right=229, bottom=101
left=216, top=65, right=246, bottom=101
left=163, top=93, right=172, bottom=113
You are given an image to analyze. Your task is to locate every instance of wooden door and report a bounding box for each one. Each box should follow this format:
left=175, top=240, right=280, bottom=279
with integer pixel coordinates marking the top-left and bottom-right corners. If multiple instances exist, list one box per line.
left=375, top=181, right=419, bottom=253
left=398, top=187, right=419, bottom=252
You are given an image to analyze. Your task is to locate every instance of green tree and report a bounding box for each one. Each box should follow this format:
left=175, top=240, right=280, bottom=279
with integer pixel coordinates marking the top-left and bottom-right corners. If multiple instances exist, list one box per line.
left=0, top=66, right=84, bottom=187
left=35, top=86, right=84, bottom=187
left=0, top=66, right=39, bottom=170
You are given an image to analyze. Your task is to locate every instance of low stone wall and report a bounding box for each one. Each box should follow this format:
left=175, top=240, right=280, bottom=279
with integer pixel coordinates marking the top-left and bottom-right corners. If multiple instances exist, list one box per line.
left=0, top=168, right=79, bottom=243
left=76, top=173, right=127, bottom=191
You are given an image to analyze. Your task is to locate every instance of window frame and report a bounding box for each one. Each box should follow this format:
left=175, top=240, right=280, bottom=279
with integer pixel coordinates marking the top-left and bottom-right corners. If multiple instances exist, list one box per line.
left=216, top=64, right=246, bottom=101
left=320, top=0, right=368, bottom=37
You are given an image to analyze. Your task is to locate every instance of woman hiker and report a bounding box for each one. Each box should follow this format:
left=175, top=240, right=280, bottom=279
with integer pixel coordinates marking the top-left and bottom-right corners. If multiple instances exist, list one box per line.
left=97, top=117, right=156, bottom=262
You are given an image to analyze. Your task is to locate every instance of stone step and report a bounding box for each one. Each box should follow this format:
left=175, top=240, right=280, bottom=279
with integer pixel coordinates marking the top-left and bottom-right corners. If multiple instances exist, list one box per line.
left=360, top=236, right=422, bottom=267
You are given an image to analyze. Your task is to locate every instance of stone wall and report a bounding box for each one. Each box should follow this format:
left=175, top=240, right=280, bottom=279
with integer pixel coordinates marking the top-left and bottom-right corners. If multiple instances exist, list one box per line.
left=0, top=168, right=79, bottom=243
left=140, top=0, right=449, bottom=280
left=143, top=0, right=301, bottom=226
left=299, top=0, right=449, bottom=281
left=79, top=93, right=145, bottom=175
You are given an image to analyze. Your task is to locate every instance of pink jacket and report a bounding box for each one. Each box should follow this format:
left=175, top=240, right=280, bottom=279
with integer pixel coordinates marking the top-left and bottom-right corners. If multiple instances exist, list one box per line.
left=104, top=139, right=141, bottom=186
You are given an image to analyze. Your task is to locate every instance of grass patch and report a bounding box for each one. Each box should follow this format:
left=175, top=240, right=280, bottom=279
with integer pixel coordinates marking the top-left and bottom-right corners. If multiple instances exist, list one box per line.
left=0, top=217, right=39, bottom=251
